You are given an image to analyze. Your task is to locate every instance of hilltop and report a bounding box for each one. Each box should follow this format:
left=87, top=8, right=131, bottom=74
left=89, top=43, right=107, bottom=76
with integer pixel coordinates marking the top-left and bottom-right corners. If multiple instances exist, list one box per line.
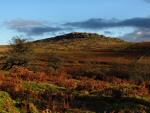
left=35, top=32, right=124, bottom=42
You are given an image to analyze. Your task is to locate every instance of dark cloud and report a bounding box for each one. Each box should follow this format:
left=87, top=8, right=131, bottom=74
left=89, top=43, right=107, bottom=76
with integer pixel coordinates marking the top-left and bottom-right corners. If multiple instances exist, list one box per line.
left=118, top=18, right=150, bottom=28
left=65, top=17, right=150, bottom=29
left=65, top=18, right=117, bottom=29
left=104, top=31, right=113, bottom=35
left=5, top=19, right=63, bottom=36
left=23, top=26, right=62, bottom=36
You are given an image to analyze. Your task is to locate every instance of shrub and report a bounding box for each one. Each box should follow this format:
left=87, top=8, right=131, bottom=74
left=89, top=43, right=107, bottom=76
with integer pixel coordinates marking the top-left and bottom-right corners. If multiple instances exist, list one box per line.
left=10, top=66, right=48, bottom=81
left=0, top=77, right=24, bottom=98
left=2, top=37, right=32, bottom=70
left=129, top=63, right=150, bottom=82
left=48, top=54, right=63, bottom=71
left=29, top=103, right=40, bottom=113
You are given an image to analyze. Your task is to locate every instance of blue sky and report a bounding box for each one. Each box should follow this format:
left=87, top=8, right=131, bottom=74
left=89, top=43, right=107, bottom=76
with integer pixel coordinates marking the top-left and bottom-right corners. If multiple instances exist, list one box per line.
left=0, top=0, right=150, bottom=44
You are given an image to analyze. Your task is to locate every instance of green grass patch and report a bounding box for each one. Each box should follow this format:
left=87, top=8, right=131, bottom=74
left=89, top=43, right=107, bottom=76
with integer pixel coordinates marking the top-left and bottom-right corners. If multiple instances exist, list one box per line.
left=23, top=81, right=65, bottom=93
left=0, top=91, right=19, bottom=113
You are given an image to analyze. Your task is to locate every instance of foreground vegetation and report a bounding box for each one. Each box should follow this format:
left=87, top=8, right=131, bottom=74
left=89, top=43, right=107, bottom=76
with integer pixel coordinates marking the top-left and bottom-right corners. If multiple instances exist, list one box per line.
left=0, top=32, right=150, bottom=113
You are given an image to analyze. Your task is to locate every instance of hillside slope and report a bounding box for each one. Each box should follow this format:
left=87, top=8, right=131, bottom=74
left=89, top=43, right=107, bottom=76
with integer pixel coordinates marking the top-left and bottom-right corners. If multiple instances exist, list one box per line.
left=33, top=32, right=128, bottom=52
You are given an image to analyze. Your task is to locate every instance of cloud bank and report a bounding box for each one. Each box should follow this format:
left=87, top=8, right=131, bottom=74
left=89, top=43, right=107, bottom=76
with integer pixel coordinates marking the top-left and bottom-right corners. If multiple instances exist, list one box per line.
left=65, top=18, right=150, bottom=29
left=65, top=17, right=150, bottom=41
left=5, top=19, right=63, bottom=36
left=4, top=17, right=150, bottom=41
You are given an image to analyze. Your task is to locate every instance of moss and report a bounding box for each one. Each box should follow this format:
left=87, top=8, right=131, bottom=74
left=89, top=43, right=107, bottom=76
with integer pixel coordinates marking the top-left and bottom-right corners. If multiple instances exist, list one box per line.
left=0, top=91, right=19, bottom=113
left=24, top=81, right=65, bottom=93
left=29, top=103, right=40, bottom=113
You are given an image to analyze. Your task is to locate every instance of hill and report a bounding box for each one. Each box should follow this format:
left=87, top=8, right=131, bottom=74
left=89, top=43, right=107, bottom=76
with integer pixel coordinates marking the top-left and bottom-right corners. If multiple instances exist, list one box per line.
left=35, top=32, right=124, bottom=42
left=33, top=32, right=128, bottom=53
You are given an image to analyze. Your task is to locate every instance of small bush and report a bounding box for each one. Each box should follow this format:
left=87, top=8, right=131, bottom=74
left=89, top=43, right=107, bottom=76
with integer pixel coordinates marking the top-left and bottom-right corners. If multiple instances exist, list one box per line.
left=48, top=54, right=63, bottom=71
left=2, top=37, right=32, bottom=70
left=129, top=63, right=150, bottom=82
left=10, top=66, right=48, bottom=81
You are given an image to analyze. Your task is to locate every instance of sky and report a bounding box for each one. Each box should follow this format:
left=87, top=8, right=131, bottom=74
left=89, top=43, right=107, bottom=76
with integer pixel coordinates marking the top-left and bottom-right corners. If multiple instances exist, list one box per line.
left=0, top=0, right=150, bottom=44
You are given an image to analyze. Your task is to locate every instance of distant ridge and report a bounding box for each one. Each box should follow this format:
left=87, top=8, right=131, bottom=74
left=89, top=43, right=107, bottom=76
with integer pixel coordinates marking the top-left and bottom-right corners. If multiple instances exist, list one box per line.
left=34, top=32, right=124, bottom=42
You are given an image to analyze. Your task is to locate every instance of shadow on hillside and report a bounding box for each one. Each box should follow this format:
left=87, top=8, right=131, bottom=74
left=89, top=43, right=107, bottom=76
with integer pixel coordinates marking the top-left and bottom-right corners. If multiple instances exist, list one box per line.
left=72, top=95, right=150, bottom=113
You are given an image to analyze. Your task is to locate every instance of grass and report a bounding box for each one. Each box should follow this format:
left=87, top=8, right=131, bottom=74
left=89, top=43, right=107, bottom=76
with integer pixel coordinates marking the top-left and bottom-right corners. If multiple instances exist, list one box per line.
left=23, top=81, right=65, bottom=93
left=0, top=91, right=19, bottom=113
